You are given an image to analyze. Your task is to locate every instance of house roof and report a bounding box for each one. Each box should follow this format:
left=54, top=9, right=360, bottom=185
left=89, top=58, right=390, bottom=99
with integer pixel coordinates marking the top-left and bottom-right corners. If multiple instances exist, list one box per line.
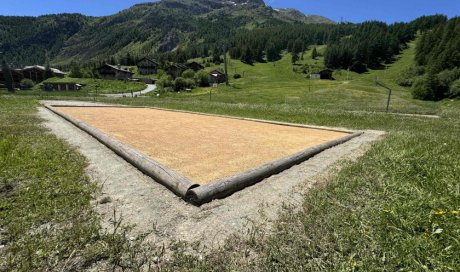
left=171, top=63, right=188, bottom=70
left=209, top=70, right=225, bottom=76
left=23, top=65, right=65, bottom=75
left=187, top=61, right=204, bottom=67
left=137, top=57, right=159, bottom=66
left=102, top=64, right=134, bottom=74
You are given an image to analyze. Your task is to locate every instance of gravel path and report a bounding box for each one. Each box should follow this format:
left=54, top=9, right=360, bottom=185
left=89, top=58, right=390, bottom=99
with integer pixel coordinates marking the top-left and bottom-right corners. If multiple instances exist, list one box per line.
left=38, top=101, right=385, bottom=250
left=104, top=84, right=156, bottom=98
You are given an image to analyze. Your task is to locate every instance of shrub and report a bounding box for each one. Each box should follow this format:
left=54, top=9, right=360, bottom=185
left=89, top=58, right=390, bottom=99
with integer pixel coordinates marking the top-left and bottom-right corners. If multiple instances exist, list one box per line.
left=182, top=69, right=195, bottom=79
left=195, top=70, right=210, bottom=87
left=350, top=61, right=367, bottom=73
left=156, top=75, right=173, bottom=91
left=173, top=77, right=194, bottom=91
left=448, top=79, right=460, bottom=98
left=437, top=68, right=460, bottom=92
left=185, top=78, right=196, bottom=90
left=156, top=69, right=165, bottom=78
left=20, top=79, right=35, bottom=89
left=411, top=74, right=442, bottom=101
left=233, top=74, right=242, bottom=79
left=397, top=66, right=425, bottom=87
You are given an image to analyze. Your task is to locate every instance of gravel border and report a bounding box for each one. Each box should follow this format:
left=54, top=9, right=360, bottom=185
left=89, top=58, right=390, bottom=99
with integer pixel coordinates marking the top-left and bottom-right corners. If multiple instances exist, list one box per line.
left=38, top=100, right=385, bottom=247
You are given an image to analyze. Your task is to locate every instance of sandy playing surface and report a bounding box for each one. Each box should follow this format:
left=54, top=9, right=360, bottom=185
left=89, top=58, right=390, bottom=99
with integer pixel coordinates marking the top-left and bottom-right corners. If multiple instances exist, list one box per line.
left=55, top=107, right=349, bottom=185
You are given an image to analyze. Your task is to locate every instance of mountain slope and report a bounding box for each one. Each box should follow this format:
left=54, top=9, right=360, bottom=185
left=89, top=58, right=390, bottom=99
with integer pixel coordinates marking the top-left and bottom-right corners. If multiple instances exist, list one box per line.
left=0, top=0, right=334, bottom=66
left=274, top=8, right=334, bottom=24
left=0, top=14, right=89, bottom=66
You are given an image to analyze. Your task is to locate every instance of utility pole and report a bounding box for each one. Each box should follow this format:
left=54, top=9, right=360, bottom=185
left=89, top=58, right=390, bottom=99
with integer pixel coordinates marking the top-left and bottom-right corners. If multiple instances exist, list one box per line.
left=223, top=44, right=229, bottom=86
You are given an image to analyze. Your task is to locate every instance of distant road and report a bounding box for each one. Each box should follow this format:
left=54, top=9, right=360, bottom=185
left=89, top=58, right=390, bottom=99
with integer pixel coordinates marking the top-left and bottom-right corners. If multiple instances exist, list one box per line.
left=104, top=84, right=156, bottom=98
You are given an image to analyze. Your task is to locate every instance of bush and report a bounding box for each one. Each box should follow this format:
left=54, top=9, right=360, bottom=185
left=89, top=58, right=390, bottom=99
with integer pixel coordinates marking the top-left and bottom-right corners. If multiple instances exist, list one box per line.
left=195, top=70, right=210, bottom=87
left=182, top=69, right=195, bottom=79
left=156, top=69, right=165, bottom=78
left=20, top=79, right=35, bottom=89
left=411, top=74, right=442, bottom=101
left=233, top=74, right=242, bottom=79
left=350, top=61, right=367, bottom=73
left=173, top=77, right=195, bottom=91
left=397, top=66, right=425, bottom=87
left=448, top=79, right=460, bottom=98
left=156, top=75, right=173, bottom=92
left=437, top=68, right=460, bottom=92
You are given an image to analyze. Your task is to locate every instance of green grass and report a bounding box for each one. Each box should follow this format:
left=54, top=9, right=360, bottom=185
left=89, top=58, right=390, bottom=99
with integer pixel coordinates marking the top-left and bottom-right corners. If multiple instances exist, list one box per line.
left=0, top=97, right=160, bottom=271
left=1, top=39, right=460, bottom=270
left=0, top=77, right=147, bottom=97
left=43, top=77, right=146, bottom=94
left=99, top=98, right=459, bottom=271
left=152, top=42, right=442, bottom=115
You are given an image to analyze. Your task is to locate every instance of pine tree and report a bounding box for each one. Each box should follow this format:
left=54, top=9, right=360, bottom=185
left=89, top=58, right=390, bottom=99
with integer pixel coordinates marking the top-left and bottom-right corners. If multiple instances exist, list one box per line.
left=44, top=60, right=54, bottom=79
left=241, top=46, right=254, bottom=65
left=291, top=53, right=299, bottom=64
left=69, top=61, right=83, bottom=78
left=266, top=43, right=280, bottom=62
left=312, top=47, right=318, bottom=59
left=2, top=60, right=14, bottom=92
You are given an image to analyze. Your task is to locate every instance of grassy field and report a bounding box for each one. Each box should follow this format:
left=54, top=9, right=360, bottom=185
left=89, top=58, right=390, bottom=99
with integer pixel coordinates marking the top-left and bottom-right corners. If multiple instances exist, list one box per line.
left=0, top=77, right=146, bottom=97
left=152, top=41, right=445, bottom=115
left=0, top=98, right=161, bottom=271
left=1, top=40, right=459, bottom=270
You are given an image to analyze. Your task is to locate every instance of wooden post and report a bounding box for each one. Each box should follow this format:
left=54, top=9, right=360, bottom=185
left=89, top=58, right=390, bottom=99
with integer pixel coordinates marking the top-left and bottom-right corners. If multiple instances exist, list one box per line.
left=223, top=45, right=229, bottom=86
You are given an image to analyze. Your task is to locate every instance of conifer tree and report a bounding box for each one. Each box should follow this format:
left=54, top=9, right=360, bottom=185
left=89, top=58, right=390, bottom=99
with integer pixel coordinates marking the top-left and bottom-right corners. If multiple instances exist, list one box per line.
left=312, top=47, right=318, bottom=59
left=2, top=60, right=14, bottom=92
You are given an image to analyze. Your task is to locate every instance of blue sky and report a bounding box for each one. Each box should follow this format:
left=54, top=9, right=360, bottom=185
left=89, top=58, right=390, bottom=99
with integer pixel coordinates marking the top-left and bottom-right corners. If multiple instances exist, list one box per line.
left=0, top=0, right=459, bottom=23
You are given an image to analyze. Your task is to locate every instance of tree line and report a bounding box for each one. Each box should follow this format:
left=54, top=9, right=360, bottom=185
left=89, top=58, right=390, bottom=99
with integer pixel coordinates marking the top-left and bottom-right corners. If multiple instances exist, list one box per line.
left=397, top=16, right=460, bottom=100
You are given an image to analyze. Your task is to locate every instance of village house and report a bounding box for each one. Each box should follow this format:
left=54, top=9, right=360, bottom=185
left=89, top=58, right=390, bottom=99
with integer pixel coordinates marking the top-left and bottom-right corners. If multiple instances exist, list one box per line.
left=43, top=82, right=82, bottom=91
left=310, top=69, right=334, bottom=80
left=167, top=63, right=188, bottom=78
left=187, top=61, right=204, bottom=72
left=209, top=70, right=227, bottom=84
left=0, top=69, right=24, bottom=87
left=22, top=65, right=65, bottom=82
left=97, top=63, right=134, bottom=80
left=136, top=58, right=159, bottom=75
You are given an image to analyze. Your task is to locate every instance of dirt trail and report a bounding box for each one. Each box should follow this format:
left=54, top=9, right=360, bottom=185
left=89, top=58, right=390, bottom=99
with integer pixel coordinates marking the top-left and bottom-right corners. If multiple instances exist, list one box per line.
left=38, top=101, right=384, bottom=249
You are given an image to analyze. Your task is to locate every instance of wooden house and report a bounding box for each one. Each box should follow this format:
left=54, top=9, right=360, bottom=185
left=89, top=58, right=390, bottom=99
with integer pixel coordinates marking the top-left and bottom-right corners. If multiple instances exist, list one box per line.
left=0, top=69, right=24, bottom=87
left=137, top=58, right=159, bottom=75
left=97, top=64, right=134, bottom=80
left=209, top=70, right=227, bottom=84
left=187, top=61, right=204, bottom=71
left=43, top=82, right=82, bottom=91
left=167, top=64, right=188, bottom=78
left=22, top=65, right=65, bottom=82
left=310, top=69, right=334, bottom=80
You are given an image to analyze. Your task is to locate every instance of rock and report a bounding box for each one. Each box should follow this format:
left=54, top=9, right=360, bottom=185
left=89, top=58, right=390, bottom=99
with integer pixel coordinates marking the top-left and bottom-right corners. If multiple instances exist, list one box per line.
left=98, top=196, right=112, bottom=204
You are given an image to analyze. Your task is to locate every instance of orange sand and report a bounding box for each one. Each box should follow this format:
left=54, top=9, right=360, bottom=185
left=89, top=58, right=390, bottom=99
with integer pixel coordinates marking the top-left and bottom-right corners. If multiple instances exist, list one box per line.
left=55, top=107, right=349, bottom=184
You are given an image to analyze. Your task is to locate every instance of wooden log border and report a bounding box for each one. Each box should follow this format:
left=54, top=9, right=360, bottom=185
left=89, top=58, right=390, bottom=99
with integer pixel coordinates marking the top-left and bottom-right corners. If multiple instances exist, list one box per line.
left=44, top=105, right=199, bottom=197
left=186, top=131, right=362, bottom=205
left=44, top=104, right=363, bottom=205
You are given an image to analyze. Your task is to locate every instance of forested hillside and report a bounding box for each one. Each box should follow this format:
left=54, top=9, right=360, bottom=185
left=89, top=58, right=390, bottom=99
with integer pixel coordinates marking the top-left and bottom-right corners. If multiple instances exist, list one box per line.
left=0, top=0, right=332, bottom=67
left=396, top=17, right=460, bottom=100
left=0, top=14, right=89, bottom=66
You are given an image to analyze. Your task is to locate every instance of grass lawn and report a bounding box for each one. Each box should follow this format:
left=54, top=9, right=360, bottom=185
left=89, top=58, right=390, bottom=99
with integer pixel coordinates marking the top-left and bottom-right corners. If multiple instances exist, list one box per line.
left=0, top=97, right=158, bottom=271
left=1, top=39, right=459, bottom=270
left=153, top=41, right=442, bottom=115
left=98, top=96, right=460, bottom=271
left=43, top=77, right=146, bottom=94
